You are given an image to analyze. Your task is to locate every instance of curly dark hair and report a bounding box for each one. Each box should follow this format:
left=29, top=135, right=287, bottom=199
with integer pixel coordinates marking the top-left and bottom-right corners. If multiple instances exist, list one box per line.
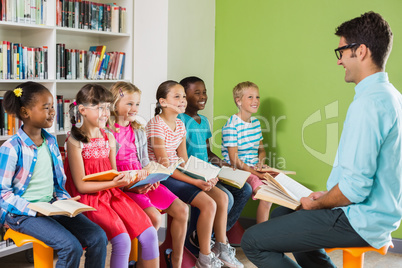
left=335, top=11, right=393, bottom=69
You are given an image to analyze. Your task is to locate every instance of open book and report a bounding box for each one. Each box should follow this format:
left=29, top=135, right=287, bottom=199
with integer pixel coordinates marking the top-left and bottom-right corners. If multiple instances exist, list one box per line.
left=129, top=158, right=184, bottom=188
left=82, top=170, right=120, bottom=181
left=177, top=156, right=251, bottom=189
left=28, top=200, right=96, bottom=217
left=259, top=167, right=296, bottom=175
left=254, top=173, right=312, bottom=210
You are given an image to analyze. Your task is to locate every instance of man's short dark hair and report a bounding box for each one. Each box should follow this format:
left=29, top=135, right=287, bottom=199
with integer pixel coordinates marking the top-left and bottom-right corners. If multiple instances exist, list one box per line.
left=335, top=11, right=393, bottom=69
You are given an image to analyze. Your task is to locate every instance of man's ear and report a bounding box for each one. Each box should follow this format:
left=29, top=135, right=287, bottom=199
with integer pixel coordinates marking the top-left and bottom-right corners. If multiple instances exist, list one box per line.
left=20, top=107, right=30, bottom=119
left=358, top=44, right=369, bottom=60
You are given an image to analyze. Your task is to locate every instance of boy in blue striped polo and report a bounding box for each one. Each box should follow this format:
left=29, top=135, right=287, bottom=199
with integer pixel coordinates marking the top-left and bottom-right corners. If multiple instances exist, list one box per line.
left=222, top=81, right=277, bottom=224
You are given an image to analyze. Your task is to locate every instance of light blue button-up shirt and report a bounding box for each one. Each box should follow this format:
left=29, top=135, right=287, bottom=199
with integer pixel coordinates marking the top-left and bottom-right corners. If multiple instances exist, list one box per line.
left=327, top=72, right=402, bottom=249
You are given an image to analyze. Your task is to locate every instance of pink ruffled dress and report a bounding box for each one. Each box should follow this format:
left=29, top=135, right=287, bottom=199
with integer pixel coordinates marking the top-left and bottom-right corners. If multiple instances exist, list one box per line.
left=114, top=124, right=177, bottom=210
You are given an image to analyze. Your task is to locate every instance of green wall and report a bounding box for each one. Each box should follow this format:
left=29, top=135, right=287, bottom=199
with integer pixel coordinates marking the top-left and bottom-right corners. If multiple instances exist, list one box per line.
left=213, top=0, right=402, bottom=238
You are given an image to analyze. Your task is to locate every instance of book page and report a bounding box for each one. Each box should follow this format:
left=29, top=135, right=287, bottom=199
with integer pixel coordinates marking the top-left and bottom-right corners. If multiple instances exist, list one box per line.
left=52, top=200, right=95, bottom=216
left=260, top=167, right=296, bottom=175
left=273, top=173, right=312, bottom=200
left=143, top=161, right=171, bottom=175
left=184, top=156, right=220, bottom=181
left=218, top=167, right=250, bottom=188
left=28, top=202, right=69, bottom=216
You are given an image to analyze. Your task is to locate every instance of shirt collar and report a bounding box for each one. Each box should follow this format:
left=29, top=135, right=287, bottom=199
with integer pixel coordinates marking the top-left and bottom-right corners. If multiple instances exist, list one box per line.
left=354, top=72, right=389, bottom=100
left=17, top=127, right=55, bottom=148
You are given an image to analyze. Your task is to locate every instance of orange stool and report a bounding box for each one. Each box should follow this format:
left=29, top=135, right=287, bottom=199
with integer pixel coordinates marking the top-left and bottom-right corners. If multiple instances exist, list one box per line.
left=325, top=242, right=393, bottom=268
left=4, top=228, right=54, bottom=268
left=129, top=238, right=139, bottom=262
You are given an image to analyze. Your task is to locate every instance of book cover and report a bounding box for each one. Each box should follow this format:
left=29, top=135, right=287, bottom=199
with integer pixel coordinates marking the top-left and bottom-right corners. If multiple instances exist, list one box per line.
left=129, top=158, right=184, bottom=189
left=82, top=169, right=120, bottom=181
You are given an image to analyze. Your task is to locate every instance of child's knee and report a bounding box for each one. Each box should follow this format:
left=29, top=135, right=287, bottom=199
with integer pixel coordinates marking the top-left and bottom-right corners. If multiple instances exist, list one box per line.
left=201, top=197, right=217, bottom=216
left=175, top=201, right=189, bottom=222
left=145, top=207, right=162, bottom=229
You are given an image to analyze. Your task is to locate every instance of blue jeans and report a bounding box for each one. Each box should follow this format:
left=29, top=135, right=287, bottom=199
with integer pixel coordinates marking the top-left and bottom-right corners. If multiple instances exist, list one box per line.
left=5, top=213, right=108, bottom=268
left=241, top=207, right=369, bottom=268
left=216, top=182, right=252, bottom=231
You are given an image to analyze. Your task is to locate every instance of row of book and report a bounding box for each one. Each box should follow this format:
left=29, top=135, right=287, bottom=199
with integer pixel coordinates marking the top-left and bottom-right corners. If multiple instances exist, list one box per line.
left=0, top=40, right=48, bottom=80
left=56, top=44, right=125, bottom=80
left=0, top=0, right=47, bottom=25
left=56, top=0, right=126, bottom=33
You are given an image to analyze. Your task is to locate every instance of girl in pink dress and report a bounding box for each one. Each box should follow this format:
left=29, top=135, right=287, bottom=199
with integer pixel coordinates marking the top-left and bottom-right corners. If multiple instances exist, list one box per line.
left=109, top=82, right=188, bottom=268
left=64, top=84, right=159, bottom=268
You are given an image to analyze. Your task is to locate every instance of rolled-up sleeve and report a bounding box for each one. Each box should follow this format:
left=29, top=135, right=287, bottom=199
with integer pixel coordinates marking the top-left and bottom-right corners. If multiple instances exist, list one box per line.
left=336, top=97, right=393, bottom=203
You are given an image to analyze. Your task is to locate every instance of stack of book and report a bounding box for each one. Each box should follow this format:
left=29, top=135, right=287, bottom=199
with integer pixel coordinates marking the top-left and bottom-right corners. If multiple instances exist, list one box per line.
left=0, top=0, right=48, bottom=25
left=56, top=0, right=126, bottom=33
left=56, top=44, right=125, bottom=80
left=0, top=40, right=48, bottom=80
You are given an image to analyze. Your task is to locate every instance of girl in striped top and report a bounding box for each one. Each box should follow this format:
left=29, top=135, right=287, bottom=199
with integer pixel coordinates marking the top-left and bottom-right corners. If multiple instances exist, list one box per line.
left=146, top=81, right=243, bottom=268
left=221, top=81, right=279, bottom=224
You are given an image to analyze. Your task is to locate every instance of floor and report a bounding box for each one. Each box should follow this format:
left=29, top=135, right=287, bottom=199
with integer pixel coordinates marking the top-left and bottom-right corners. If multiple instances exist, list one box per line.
left=1, top=243, right=402, bottom=268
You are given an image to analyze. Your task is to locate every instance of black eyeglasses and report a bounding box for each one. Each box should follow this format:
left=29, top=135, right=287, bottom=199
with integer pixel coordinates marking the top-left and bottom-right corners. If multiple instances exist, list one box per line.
left=334, top=43, right=359, bottom=60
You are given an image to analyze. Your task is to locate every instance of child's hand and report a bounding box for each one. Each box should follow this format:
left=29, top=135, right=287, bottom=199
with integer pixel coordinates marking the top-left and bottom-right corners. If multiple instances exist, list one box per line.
left=137, top=170, right=149, bottom=181
left=209, top=177, right=219, bottom=187
left=195, top=179, right=213, bottom=191
left=130, top=184, right=153, bottom=194
left=68, top=196, right=81, bottom=202
left=150, top=181, right=160, bottom=191
left=254, top=163, right=268, bottom=172
left=113, top=173, right=131, bottom=187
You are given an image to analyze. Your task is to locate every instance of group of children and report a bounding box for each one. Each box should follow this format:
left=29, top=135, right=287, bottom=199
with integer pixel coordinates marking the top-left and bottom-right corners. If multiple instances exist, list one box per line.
left=0, top=77, right=279, bottom=268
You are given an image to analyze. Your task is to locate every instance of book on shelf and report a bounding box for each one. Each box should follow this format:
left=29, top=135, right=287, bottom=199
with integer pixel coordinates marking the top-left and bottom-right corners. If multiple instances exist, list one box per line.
left=28, top=199, right=96, bottom=217
left=177, top=156, right=251, bottom=188
left=0, top=0, right=47, bottom=25
left=254, top=173, right=312, bottom=210
left=55, top=1, right=126, bottom=33
left=82, top=169, right=120, bottom=181
left=55, top=43, right=125, bottom=80
left=129, top=158, right=184, bottom=189
left=0, top=40, right=47, bottom=80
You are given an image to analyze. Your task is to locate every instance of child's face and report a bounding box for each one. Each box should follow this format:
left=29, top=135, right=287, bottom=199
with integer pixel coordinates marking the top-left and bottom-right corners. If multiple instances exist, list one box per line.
left=160, top=84, right=187, bottom=114
left=82, top=102, right=111, bottom=128
left=115, top=92, right=140, bottom=123
left=236, top=87, right=260, bottom=114
left=185, top=81, right=207, bottom=111
left=24, top=91, right=55, bottom=129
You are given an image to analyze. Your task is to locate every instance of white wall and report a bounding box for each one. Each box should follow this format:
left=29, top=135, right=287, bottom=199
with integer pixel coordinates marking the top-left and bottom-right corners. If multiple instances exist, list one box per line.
left=133, top=0, right=216, bottom=124
left=133, top=0, right=169, bottom=125
left=167, top=0, right=216, bottom=122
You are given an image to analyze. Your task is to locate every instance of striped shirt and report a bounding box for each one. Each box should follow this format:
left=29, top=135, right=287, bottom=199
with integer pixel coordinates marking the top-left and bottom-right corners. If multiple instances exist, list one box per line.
left=221, top=114, right=263, bottom=166
left=0, top=127, right=70, bottom=224
left=146, top=115, right=186, bottom=165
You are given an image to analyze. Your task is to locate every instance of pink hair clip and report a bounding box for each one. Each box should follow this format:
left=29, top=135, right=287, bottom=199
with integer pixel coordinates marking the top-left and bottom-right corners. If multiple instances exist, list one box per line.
left=73, top=101, right=77, bottom=106
left=119, top=88, right=124, bottom=97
